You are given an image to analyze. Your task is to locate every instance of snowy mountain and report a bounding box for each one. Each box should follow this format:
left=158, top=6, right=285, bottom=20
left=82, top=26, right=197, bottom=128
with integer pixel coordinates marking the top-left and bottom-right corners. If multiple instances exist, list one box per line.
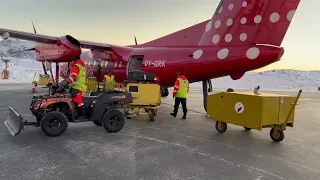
left=190, top=70, right=320, bottom=92
left=0, top=39, right=36, bottom=60
left=0, top=39, right=319, bottom=91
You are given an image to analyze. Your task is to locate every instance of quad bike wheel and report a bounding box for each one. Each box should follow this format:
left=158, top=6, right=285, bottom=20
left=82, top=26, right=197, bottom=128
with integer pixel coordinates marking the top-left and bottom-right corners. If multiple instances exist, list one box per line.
left=102, top=109, right=125, bottom=133
left=40, top=111, right=69, bottom=137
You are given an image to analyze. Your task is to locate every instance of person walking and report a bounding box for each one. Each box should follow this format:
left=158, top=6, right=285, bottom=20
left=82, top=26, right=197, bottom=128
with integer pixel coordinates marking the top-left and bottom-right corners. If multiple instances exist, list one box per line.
left=170, top=72, right=189, bottom=119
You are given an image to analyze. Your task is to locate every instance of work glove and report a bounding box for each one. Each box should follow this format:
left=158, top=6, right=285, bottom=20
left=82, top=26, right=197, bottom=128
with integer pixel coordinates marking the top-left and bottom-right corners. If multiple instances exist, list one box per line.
left=56, top=80, right=68, bottom=92
left=60, top=79, right=68, bottom=88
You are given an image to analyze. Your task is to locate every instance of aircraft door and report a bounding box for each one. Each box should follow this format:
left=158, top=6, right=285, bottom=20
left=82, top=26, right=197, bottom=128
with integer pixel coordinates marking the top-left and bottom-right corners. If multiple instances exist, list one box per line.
left=126, top=55, right=144, bottom=76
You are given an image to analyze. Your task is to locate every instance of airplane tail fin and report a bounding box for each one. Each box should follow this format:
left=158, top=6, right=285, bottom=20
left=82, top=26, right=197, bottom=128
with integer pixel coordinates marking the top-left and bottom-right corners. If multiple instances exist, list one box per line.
left=199, top=0, right=301, bottom=47
left=138, top=20, right=210, bottom=47
left=139, top=0, right=300, bottom=47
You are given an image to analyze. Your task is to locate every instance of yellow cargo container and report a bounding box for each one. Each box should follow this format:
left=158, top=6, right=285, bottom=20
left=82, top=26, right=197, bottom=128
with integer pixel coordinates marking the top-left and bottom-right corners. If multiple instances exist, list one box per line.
left=207, top=90, right=302, bottom=142
left=124, top=83, right=161, bottom=121
left=32, top=74, right=53, bottom=87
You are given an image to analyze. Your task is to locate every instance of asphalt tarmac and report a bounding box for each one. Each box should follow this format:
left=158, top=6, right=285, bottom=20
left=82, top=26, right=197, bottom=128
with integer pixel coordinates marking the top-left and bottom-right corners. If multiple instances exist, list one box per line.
left=0, top=84, right=319, bottom=180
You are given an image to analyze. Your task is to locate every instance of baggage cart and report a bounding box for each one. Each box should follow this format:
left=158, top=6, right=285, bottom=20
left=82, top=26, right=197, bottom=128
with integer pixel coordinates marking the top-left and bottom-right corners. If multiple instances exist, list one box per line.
left=206, top=90, right=302, bottom=142
left=124, top=82, right=161, bottom=121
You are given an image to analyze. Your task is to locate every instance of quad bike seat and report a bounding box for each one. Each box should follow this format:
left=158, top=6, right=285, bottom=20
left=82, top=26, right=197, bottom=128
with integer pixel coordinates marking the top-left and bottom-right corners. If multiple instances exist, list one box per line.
left=82, top=96, right=98, bottom=105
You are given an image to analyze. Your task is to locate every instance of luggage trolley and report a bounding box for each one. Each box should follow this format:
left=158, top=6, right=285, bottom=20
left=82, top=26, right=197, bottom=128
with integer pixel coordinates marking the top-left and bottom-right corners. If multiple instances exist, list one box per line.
left=206, top=89, right=302, bottom=142
left=124, top=71, right=162, bottom=121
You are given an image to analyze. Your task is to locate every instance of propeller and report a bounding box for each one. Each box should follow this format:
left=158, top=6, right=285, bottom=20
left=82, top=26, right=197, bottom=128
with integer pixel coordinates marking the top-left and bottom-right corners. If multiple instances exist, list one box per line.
left=30, top=19, right=47, bottom=75
left=134, top=35, right=137, bottom=45
left=9, top=48, right=37, bottom=54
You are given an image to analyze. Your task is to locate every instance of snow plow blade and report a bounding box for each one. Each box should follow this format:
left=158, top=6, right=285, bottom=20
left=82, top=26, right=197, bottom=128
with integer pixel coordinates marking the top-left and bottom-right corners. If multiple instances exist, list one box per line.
left=4, top=106, right=24, bottom=136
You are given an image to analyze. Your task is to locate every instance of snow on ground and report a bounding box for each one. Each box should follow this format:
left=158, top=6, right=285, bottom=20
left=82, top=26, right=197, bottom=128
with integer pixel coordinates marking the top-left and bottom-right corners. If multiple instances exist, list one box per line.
left=0, top=65, right=42, bottom=83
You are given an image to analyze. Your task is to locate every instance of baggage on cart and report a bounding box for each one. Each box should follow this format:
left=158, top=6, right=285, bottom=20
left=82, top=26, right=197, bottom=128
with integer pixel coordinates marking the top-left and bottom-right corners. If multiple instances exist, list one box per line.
left=206, top=90, right=302, bottom=142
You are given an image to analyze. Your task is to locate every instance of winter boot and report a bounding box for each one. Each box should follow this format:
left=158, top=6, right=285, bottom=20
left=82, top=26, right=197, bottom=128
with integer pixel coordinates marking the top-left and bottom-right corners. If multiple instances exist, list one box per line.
left=77, top=105, right=86, bottom=118
left=170, top=112, right=176, bottom=117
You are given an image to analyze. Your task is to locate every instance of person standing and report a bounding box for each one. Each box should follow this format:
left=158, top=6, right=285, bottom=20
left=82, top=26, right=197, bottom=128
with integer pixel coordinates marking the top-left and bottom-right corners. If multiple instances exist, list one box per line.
left=170, top=72, right=189, bottom=119
left=104, top=70, right=116, bottom=90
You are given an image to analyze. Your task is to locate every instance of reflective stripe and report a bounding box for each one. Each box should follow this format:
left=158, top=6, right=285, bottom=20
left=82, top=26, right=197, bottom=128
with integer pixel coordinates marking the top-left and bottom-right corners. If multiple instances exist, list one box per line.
left=68, top=77, right=74, bottom=83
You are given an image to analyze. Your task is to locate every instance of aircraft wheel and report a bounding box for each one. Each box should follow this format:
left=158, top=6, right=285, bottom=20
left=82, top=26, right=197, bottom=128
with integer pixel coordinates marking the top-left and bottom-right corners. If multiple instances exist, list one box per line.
left=161, top=88, right=169, bottom=97
left=226, top=88, right=234, bottom=92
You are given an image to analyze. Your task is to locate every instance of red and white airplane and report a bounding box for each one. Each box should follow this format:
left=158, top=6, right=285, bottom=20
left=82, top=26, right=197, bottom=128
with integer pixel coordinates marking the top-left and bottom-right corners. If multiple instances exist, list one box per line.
left=0, top=0, right=301, bottom=111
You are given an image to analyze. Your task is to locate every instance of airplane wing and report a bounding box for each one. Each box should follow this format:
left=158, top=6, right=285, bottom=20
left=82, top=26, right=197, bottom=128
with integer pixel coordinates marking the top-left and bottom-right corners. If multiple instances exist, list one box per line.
left=0, top=28, right=111, bottom=50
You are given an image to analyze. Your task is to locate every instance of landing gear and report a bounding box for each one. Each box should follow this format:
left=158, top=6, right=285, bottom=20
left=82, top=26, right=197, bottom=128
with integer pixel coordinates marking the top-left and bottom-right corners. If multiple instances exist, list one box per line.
left=202, top=80, right=212, bottom=112
left=227, top=88, right=234, bottom=92
left=161, top=87, right=169, bottom=97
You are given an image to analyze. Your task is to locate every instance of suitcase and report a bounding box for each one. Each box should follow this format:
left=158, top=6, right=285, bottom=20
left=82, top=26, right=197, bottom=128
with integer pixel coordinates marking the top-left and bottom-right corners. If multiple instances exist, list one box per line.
left=128, top=71, right=155, bottom=82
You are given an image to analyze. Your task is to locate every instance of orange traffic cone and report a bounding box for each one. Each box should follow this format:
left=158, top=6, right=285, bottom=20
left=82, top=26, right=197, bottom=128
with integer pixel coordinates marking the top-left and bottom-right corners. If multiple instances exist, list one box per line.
left=31, top=82, right=36, bottom=93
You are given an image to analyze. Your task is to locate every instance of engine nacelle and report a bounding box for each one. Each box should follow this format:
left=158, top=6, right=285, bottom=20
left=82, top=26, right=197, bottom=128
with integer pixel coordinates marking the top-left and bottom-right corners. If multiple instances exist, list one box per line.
left=35, top=35, right=81, bottom=62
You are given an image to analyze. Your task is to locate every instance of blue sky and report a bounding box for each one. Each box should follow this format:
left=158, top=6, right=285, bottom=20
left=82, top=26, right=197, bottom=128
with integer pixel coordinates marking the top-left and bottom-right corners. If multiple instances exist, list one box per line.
left=0, top=0, right=319, bottom=71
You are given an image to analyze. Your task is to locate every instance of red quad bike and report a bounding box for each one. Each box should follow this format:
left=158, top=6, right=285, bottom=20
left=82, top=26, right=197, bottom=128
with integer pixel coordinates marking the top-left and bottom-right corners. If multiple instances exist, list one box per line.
left=4, top=83, right=133, bottom=137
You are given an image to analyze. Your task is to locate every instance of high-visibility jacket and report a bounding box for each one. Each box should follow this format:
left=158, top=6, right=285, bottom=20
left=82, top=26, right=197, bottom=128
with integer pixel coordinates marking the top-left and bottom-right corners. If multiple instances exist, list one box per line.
left=67, top=60, right=87, bottom=92
left=173, top=75, right=189, bottom=98
left=104, top=74, right=115, bottom=90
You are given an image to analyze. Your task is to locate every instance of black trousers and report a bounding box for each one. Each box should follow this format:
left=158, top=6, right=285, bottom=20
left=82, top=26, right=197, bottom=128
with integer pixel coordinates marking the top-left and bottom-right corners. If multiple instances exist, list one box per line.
left=173, top=97, right=187, bottom=115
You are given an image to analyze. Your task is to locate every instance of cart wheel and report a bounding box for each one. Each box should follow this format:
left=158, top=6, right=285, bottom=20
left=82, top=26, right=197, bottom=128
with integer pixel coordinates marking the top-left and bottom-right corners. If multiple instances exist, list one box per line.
left=244, top=127, right=252, bottom=131
left=270, top=128, right=284, bottom=142
left=149, top=109, right=156, bottom=121
left=215, top=121, right=227, bottom=133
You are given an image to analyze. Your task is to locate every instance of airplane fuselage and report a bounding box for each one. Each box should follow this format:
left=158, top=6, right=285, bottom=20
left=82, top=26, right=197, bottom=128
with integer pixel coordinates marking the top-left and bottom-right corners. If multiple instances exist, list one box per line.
left=59, top=44, right=284, bottom=88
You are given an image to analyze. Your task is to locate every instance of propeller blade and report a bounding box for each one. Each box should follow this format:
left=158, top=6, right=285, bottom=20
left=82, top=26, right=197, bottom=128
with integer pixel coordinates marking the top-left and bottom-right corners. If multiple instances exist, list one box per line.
left=31, top=19, right=37, bottom=34
left=10, top=48, right=36, bottom=54
left=30, top=19, right=47, bottom=75
left=134, top=35, right=137, bottom=45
